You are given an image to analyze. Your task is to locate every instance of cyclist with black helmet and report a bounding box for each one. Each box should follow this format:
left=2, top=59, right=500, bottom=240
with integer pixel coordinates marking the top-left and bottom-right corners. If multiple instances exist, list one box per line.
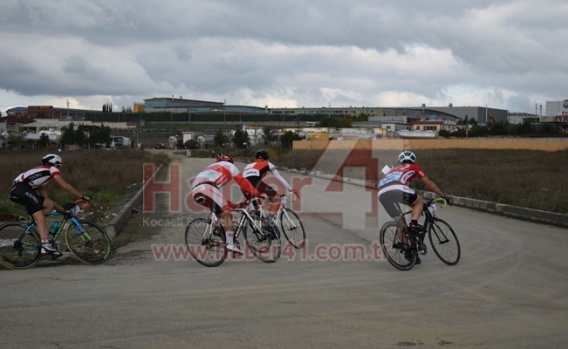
left=191, top=153, right=263, bottom=254
left=242, top=149, right=299, bottom=225
left=10, top=154, right=91, bottom=257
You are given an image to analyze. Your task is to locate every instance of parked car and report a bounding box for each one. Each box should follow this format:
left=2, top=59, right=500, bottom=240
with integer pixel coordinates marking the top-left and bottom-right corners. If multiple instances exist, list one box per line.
left=153, top=143, right=166, bottom=149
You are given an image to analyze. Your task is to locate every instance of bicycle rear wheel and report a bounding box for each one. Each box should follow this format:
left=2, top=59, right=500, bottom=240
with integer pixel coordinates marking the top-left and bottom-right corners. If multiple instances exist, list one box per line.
left=65, top=220, right=112, bottom=265
left=243, top=217, right=281, bottom=263
left=184, top=218, right=227, bottom=267
left=0, top=222, right=42, bottom=270
left=379, top=221, right=416, bottom=271
left=428, top=218, right=461, bottom=265
left=279, top=208, right=306, bottom=249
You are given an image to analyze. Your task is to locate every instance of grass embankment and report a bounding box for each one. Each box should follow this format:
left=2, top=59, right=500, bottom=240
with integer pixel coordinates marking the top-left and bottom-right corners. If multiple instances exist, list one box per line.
left=0, top=149, right=168, bottom=220
left=274, top=148, right=568, bottom=214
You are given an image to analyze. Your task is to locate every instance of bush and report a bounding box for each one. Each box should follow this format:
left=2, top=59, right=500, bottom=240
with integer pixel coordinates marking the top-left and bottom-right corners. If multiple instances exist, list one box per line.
left=0, top=149, right=168, bottom=220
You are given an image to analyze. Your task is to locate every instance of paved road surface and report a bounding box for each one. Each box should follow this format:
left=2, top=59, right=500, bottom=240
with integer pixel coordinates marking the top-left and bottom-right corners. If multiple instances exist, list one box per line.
left=1, top=156, right=567, bottom=349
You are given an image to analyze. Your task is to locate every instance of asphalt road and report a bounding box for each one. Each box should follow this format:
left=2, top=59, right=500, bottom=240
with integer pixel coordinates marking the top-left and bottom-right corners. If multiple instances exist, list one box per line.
left=1, top=156, right=567, bottom=349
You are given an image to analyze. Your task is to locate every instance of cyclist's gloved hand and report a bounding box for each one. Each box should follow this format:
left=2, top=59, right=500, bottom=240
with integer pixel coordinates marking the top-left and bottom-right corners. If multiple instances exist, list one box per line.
left=290, top=189, right=299, bottom=199
left=442, top=194, right=453, bottom=205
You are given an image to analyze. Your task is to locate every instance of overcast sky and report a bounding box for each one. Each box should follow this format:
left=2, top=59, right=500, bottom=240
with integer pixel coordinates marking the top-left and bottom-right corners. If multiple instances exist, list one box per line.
left=1, top=0, right=566, bottom=115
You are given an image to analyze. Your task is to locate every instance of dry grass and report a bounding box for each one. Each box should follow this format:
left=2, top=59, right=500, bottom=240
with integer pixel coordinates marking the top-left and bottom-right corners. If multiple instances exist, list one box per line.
left=0, top=149, right=168, bottom=220
left=276, top=148, right=568, bottom=214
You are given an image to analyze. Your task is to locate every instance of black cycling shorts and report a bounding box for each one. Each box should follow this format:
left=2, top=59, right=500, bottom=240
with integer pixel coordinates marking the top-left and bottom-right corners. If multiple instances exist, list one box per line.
left=10, top=183, right=44, bottom=214
left=245, top=177, right=277, bottom=199
left=378, top=185, right=418, bottom=218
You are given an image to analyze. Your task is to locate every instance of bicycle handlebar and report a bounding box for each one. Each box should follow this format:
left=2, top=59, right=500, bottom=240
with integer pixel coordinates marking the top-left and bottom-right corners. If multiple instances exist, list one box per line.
left=429, top=197, right=449, bottom=208
left=63, top=198, right=92, bottom=214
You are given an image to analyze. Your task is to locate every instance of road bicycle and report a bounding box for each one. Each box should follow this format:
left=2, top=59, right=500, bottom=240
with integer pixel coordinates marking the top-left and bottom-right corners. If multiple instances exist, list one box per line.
left=0, top=199, right=112, bottom=270
left=248, top=192, right=306, bottom=249
left=379, top=197, right=461, bottom=271
left=184, top=198, right=282, bottom=267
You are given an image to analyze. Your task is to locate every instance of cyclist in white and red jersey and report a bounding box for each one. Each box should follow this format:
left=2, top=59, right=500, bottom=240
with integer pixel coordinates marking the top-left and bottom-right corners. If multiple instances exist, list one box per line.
left=242, top=149, right=298, bottom=224
left=191, top=153, right=262, bottom=254
left=10, top=154, right=90, bottom=257
left=379, top=150, right=450, bottom=229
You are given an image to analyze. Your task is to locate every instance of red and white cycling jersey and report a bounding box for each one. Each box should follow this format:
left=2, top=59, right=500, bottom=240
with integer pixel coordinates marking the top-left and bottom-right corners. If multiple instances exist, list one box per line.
left=192, top=162, right=239, bottom=188
left=13, top=165, right=60, bottom=189
left=242, top=159, right=292, bottom=190
left=378, top=163, right=426, bottom=188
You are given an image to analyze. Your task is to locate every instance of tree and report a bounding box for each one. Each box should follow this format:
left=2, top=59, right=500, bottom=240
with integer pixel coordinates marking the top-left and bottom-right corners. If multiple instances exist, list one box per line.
left=232, top=126, right=249, bottom=149
left=102, top=103, right=113, bottom=113
left=213, top=128, right=229, bottom=147
left=318, top=116, right=352, bottom=128
left=61, top=122, right=86, bottom=146
left=489, top=121, right=507, bottom=136
left=280, top=131, right=302, bottom=149
left=38, top=133, right=50, bottom=147
left=185, top=139, right=199, bottom=149
left=263, top=126, right=277, bottom=144
left=87, top=124, right=112, bottom=148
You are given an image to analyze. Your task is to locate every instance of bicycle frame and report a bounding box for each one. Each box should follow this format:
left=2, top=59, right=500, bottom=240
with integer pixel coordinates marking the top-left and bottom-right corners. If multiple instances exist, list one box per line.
left=206, top=203, right=266, bottom=241
left=17, top=210, right=88, bottom=255
left=400, top=197, right=448, bottom=231
left=250, top=192, right=295, bottom=226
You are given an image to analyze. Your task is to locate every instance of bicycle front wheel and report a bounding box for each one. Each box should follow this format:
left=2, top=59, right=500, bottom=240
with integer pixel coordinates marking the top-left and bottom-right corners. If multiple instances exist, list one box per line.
left=184, top=218, right=227, bottom=267
left=279, top=208, right=306, bottom=249
left=243, top=217, right=281, bottom=263
left=65, top=220, right=112, bottom=265
left=0, top=222, right=42, bottom=270
left=379, top=221, right=416, bottom=271
left=428, top=218, right=461, bottom=265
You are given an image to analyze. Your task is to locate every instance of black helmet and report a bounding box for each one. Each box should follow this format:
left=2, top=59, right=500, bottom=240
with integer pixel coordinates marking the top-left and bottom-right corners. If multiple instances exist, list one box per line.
left=255, top=149, right=269, bottom=160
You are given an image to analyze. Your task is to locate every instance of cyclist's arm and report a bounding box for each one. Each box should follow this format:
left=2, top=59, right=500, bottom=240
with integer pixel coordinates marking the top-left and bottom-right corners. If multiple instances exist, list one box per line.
left=270, top=168, right=293, bottom=191
left=53, top=174, right=84, bottom=199
left=37, top=186, right=66, bottom=212
left=234, top=173, right=262, bottom=198
left=421, top=175, right=445, bottom=197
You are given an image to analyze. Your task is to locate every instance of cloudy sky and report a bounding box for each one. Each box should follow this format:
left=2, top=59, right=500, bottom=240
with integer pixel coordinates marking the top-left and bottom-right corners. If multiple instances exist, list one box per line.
left=1, top=0, right=566, bottom=115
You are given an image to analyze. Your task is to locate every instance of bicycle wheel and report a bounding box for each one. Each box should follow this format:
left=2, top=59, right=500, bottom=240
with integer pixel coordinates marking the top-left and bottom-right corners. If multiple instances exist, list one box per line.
left=428, top=218, right=461, bottom=265
left=379, top=221, right=416, bottom=271
left=65, top=220, right=112, bottom=265
left=0, top=222, right=42, bottom=270
left=184, top=218, right=227, bottom=267
left=243, top=216, right=281, bottom=263
left=279, top=208, right=306, bottom=249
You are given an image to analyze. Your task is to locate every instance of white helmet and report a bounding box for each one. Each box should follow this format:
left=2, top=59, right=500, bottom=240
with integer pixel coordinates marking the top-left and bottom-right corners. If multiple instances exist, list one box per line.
left=42, top=154, right=63, bottom=166
left=398, top=151, right=416, bottom=164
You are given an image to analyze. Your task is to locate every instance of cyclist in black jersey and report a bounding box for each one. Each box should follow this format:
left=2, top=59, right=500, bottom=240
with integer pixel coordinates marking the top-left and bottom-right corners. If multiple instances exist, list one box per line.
left=10, top=154, right=91, bottom=258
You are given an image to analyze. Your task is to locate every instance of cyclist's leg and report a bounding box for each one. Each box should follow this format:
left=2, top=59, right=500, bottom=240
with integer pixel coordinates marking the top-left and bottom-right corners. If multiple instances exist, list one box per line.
left=11, top=185, right=47, bottom=238
left=10, top=185, right=61, bottom=256
left=257, top=182, right=279, bottom=217
left=192, top=184, right=241, bottom=253
left=379, top=190, right=406, bottom=245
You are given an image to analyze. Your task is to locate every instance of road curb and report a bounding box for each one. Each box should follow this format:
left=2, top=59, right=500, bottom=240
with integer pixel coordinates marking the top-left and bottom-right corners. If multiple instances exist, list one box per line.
left=283, top=167, right=568, bottom=229
left=104, top=162, right=167, bottom=239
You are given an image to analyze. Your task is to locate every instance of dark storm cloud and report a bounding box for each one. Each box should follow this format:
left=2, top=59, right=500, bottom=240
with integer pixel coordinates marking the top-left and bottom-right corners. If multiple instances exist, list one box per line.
left=0, top=0, right=566, bottom=113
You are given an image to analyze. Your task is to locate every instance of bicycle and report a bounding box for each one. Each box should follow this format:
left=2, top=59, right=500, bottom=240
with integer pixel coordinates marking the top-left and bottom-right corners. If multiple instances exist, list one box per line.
left=379, top=197, right=461, bottom=271
left=249, top=192, right=306, bottom=249
left=0, top=198, right=112, bottom=270
left=184, top=198, right=282, bottom=267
